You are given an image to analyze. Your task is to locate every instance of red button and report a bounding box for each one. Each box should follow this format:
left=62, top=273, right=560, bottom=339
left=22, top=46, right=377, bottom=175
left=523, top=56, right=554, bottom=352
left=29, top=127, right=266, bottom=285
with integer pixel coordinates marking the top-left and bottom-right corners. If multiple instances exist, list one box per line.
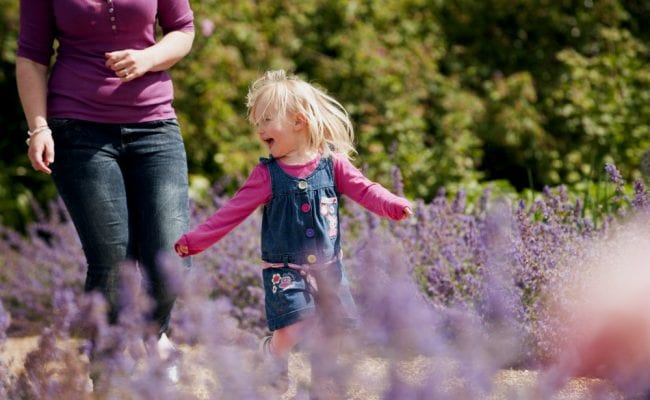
left=301, top=203, right=311, bottom=213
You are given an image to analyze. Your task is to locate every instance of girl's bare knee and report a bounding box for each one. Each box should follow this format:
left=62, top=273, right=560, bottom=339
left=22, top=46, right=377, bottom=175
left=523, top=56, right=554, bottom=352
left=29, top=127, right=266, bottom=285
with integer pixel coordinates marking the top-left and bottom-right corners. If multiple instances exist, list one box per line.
left=271, top=320, right=310, bottom=356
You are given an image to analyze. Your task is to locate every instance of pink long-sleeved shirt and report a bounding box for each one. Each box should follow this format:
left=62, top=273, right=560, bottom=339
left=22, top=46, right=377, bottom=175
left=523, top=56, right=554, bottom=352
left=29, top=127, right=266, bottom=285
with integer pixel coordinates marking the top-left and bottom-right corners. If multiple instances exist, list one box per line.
left=175, top=154, right=411, bottom=256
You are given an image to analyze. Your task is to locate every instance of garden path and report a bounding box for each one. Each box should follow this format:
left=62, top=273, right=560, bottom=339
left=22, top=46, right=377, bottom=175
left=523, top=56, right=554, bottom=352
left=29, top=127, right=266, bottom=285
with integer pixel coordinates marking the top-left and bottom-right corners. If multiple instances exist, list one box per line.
left=1, top=336, right=624, bottom=399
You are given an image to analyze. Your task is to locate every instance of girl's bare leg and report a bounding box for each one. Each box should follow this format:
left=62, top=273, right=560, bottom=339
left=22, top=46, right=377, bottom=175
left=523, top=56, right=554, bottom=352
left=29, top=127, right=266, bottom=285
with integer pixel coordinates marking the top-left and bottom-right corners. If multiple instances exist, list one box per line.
left=268, top=319, right=310, bottom=358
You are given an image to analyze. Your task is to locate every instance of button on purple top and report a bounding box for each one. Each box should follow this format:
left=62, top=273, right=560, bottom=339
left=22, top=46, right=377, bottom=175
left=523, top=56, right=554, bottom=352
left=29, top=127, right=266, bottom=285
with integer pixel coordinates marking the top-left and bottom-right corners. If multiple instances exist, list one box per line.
left=305, top=228, right=315, bottom=238
left=17, top=0, right=194, bottom=123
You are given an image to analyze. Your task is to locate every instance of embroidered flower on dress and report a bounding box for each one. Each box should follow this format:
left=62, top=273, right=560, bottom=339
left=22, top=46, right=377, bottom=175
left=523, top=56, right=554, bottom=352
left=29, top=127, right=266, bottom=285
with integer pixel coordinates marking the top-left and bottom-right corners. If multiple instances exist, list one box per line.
left=279, top=275, right=293, bottom=289
left=320, top=197, right=339, bottom=238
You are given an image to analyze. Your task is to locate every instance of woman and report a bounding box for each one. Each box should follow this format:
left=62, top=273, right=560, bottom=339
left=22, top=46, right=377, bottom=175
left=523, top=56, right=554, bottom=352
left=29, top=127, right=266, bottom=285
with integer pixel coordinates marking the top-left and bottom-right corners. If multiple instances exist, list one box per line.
left=16, top=0, right=195, bottom=352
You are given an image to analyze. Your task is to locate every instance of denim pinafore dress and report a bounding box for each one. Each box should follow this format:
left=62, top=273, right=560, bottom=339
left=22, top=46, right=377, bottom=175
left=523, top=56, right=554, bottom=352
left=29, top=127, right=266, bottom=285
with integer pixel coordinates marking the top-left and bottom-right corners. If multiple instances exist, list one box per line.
left=260, top=156, right=358, bottom=331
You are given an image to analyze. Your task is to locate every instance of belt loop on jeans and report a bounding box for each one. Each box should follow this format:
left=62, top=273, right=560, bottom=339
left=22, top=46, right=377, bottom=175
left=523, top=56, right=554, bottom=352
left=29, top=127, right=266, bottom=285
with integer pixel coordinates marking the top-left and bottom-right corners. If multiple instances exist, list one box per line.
left=282, top=254, right=289, bottom=268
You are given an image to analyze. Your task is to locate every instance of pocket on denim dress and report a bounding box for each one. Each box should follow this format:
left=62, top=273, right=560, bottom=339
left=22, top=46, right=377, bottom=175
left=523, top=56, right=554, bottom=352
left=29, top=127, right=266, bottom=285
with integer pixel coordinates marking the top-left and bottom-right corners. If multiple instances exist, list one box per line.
left=319, top=196, right=339, bottom=240
left=263, top=267, right=314, bottom=330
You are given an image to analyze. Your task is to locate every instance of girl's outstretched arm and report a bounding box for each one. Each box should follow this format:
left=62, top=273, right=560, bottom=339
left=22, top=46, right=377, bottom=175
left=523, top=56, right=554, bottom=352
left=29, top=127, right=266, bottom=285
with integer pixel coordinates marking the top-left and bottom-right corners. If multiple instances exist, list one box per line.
left=333, top=154, right=412, bottom=221
left=174, top=164, right=271, bottom=257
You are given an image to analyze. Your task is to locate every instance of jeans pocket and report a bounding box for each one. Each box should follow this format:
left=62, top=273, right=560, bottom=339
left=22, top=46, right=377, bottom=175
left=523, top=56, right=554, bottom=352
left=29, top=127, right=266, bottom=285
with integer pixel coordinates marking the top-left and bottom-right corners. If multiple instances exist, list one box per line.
left=160, top=118, right=180, bottom=128
left=48, top=118, right=76, bottom=130
left=143, top=118, right=183, bottom=143
left=48, top=118, right=77, bottom=140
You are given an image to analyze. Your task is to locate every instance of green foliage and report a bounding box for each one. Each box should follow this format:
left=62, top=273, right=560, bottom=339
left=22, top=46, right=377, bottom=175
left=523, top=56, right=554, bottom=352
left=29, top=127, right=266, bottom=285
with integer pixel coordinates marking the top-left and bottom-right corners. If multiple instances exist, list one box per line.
left=178, top=0, right=483, bottom=201
left=175, top=0, right=649, bottom=202
left=437, top=0, right=649, bottom=190
left=0, top=0, right=648, bottom=228
left=479, top=72, right=547, bottom=188
left=438, top=0, right=628, bottom=88
left=548, top=27, right=650, bottom=185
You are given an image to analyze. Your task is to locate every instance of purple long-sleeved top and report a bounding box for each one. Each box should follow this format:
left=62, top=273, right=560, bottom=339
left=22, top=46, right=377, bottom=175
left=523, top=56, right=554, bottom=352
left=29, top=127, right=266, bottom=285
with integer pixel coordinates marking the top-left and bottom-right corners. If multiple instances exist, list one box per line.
left=17, top=0, right=194, bottom=123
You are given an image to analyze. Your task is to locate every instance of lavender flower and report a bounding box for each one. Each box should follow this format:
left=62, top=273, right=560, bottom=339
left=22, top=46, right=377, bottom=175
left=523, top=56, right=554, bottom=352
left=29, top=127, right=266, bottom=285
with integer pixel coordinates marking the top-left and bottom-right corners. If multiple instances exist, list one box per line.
left=0, top=167, right=648, bottom=398
left=633, top=179, right=648, bottom=210
left=0, top=302, right=10, bottom=345
left=604, top=163, right=624, bottom=186
left=391, top=165, right=405, bottom=197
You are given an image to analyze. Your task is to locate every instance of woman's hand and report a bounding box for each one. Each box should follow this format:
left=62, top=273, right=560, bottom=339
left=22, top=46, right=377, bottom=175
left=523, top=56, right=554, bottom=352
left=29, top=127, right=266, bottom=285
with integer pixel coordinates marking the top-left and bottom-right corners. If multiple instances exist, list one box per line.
left=27, top=129, right=55, bottom=174
left=105, top=30, right=195, bottom=82
left=105, top=49, right=153, bottom=82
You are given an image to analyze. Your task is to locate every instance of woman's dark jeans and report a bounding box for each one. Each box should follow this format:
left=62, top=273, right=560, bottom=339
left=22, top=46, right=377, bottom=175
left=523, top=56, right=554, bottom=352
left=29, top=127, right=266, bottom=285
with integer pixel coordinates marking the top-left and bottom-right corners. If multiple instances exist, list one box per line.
left=50, top=118, right=190, bottom=335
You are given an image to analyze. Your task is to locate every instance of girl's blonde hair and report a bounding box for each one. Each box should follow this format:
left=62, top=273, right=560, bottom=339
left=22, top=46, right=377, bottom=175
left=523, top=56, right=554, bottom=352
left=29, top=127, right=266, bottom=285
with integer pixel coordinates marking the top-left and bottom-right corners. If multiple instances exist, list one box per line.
left=246, top=70, right=356, bottom=159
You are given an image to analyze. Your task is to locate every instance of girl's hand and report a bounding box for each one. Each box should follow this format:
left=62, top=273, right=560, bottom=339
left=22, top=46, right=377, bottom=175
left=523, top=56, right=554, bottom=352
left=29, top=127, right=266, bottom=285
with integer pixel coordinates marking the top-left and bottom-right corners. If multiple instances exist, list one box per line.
left=105, top=49, right=153, bottom=82
left=174, top=243, right=189, bottom=257
left=400, top=206, right=413, bottom=220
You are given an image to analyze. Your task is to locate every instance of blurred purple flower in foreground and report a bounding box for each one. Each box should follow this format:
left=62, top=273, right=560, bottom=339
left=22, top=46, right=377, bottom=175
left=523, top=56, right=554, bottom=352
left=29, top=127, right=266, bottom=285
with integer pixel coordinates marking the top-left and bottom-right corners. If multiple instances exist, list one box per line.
left=0, top=166, right=648, bottom=398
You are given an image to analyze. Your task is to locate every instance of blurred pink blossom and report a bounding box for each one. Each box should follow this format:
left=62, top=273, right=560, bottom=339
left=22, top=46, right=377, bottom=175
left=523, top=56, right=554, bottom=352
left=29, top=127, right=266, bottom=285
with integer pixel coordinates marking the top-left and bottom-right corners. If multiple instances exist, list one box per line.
left=201, top=19, right=215, bottom=37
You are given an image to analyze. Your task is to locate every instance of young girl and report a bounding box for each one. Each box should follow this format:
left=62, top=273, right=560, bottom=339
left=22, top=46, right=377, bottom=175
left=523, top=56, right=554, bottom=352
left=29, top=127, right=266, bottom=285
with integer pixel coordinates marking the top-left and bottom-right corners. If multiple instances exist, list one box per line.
left=174, top=69, right=412, bottom=384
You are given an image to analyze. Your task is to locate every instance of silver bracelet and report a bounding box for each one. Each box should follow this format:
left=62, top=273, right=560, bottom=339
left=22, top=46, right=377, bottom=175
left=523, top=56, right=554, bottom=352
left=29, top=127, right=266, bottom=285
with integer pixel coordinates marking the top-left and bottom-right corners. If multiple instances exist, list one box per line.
left=26, top=126, right=52, bottom=146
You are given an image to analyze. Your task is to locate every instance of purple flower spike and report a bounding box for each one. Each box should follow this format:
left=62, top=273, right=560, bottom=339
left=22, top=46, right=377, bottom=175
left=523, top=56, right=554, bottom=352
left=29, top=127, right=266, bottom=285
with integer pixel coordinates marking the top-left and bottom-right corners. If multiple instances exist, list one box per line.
left=604, top=163, right=624, bottom=186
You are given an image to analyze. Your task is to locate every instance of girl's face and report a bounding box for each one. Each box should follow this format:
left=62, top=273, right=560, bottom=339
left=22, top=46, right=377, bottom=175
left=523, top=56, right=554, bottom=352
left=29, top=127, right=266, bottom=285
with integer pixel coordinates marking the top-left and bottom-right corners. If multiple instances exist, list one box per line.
left=253, top=102, right=311, bottom=164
